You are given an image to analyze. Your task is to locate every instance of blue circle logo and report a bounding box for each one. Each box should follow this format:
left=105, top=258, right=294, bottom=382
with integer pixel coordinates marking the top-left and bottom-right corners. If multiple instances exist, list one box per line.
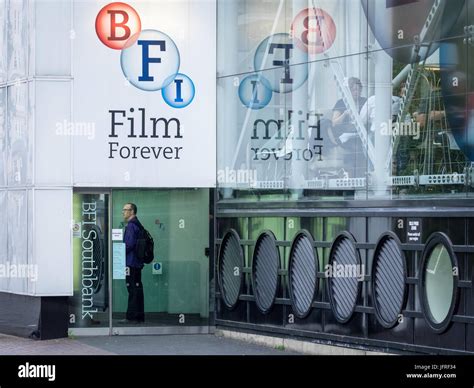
left=238, top=75, right=272, bottom=110
left=120, top=29, right=180, bottom=92
left=162, top=73, right=195, bottom=108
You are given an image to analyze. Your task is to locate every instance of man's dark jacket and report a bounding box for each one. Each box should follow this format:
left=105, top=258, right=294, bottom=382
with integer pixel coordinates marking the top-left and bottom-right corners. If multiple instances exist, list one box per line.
left=123, top=217, right=144, bottom=269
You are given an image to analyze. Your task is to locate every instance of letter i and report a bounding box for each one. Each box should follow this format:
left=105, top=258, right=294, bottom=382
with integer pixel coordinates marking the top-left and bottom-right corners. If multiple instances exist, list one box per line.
left=251, top=80, right=260, bottom=104
left=174, top=79, right=183, bottom=102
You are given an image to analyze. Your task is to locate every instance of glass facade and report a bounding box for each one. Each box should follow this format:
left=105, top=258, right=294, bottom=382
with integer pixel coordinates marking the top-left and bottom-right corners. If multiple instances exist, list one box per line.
left=217, top=0, right=474, bottom=200
left=215, top=1, right=474, bottom=354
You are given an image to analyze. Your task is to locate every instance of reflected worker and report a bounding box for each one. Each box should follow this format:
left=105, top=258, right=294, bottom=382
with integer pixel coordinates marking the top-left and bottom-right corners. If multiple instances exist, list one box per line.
left=331, top=77, right=367, bottom=177
left=120, top=203, right=145, bottom=324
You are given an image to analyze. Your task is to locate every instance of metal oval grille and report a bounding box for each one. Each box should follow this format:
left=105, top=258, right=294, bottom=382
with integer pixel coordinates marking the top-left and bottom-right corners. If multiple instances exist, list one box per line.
left=218, top=230, right=244, bottom=309
left=289, top=231, right=318, bottom=319
left=372, top=234, right=406, bottom=328
left=252, top=231, right=280, bottom=314
left=327, top=233, right=361, bottom=323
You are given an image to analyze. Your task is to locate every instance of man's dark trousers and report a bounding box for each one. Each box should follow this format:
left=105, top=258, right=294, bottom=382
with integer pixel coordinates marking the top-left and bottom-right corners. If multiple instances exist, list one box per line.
left=126, top=266, right=144, bottom=322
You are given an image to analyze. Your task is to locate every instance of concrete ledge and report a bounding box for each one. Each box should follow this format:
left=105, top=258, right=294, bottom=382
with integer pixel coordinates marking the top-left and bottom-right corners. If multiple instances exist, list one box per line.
left=215, top=329, right=393, bottom=355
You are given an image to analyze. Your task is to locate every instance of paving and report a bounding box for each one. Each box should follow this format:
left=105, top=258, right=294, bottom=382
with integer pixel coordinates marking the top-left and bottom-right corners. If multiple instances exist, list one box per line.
left=0, top=333, right=299, bottom=355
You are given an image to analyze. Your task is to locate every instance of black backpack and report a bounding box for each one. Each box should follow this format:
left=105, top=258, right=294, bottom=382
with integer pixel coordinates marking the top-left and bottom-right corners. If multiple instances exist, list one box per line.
left=136, top=224, right=154, bottom=264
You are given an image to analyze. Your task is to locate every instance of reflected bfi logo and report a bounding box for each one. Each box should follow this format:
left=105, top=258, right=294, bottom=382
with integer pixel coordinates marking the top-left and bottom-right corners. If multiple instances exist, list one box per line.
left=95, top=2, right=195, bottom=108
left=239, top=7, right=335, bottom=110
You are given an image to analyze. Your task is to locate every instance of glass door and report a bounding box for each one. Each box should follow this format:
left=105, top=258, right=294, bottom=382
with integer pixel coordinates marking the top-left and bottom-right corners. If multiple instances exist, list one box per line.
left=69, top=191, right=110, bottom=335
left=110, top=189, right=210, bottom=334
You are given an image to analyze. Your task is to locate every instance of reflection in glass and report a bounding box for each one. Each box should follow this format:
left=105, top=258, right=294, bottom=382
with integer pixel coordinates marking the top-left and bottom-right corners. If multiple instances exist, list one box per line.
left=7, top=82, right=30, bottom=186
left=217, top=0, right=472, bottom=199
left=424, top=244, right=454, bottom=324
left=7, top=0, right=27, bottom=81
left=0, top=88, right=5, bottom=186
left=69, top=193, right=109, bottom=328
left=0, top=0, right=6, bottom=84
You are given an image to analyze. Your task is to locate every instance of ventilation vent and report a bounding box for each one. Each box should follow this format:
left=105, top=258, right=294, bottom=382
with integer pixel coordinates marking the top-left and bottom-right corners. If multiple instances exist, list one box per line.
left=288, top=231, right=318, bottom=319
left=327, top=232, right=361, bottom=323
left=218, top=230, right=244, bottom=310
left=251, top=231, right=280, bottom=314
left=372, top=233, right=406, bottom=328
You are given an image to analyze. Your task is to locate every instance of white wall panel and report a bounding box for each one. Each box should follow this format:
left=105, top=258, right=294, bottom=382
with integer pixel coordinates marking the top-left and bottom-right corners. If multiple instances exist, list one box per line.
left=26, top=188, right=33, bottom=294
left=0, top=88, right=6, bottom=187
left=0, top=191, right=7, bottom=291
left=7, top=189, right=28, bottom=294
left=7, top=81, right=31, bottom=186
left=33, top=189, right=72, bottom=296
left=34, top=80, right=72, bottom=185
left=34, top=0, right=72, bottom=76
left=0, top=0, right=7, bottom=85
left=7, top=0, right=28, bottom=82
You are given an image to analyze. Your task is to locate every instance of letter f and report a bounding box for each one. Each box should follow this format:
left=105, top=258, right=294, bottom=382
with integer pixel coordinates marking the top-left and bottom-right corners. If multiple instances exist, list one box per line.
left=138, top=40, right=166, bottom=82
left=269, top=43, right=293, bottom=84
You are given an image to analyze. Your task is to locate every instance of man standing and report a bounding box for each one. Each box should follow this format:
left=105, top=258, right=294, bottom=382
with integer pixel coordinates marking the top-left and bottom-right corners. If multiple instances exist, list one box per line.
left=120, top=203, right=145, bottom=324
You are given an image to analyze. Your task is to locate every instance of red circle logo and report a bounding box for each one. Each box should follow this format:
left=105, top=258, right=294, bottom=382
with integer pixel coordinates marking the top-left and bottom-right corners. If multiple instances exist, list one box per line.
left=95, top=2, right=142, bottom=50
left=291, top=8, right=336, bottom=55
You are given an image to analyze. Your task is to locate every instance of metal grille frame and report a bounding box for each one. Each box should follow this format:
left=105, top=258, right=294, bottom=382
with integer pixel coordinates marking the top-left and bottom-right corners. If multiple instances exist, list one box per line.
left=326, top=231, right=362, bottom=324
left=217, top=229, right=244, bottom=310
left=251, top=230, right=280, bottom=315
left=288, top=230, right=319, bottom=319
left=371, top=232, right=407, bottom=329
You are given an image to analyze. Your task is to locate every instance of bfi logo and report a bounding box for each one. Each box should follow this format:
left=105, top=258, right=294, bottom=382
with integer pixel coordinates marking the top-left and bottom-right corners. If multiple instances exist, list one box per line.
left=238, top=7, right=335, bottom=110
left=95, top=2, right=195, bottom=108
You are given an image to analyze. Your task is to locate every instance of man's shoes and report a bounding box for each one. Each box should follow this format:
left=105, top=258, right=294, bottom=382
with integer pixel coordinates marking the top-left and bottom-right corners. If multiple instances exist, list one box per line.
left=117, top=319, right=145, bottom=325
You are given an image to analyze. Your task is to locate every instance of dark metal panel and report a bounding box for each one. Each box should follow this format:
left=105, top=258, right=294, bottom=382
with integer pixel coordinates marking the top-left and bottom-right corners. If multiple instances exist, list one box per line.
left=0, top=293, right=41, bottom=338
left=467, top=219, right=474, bottom=352
left=248, top=302, right=284, bottom=327
left=285, top=306, right=324, bottom=333
left=216, top=295, right=247, bottom=323
left=215, top=213, right=474, bottom=354
left=39, top=297, right=69, bottom=340
left=0, top=293, right=68, bottom=340
left=216, top=198, right=474, bottom=221
left=217, top=208, right=474, bottom=218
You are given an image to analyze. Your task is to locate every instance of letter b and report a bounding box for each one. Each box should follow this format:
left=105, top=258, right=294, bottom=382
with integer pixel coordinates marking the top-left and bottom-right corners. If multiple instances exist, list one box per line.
left=96, top=3, right=142, bottom=50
